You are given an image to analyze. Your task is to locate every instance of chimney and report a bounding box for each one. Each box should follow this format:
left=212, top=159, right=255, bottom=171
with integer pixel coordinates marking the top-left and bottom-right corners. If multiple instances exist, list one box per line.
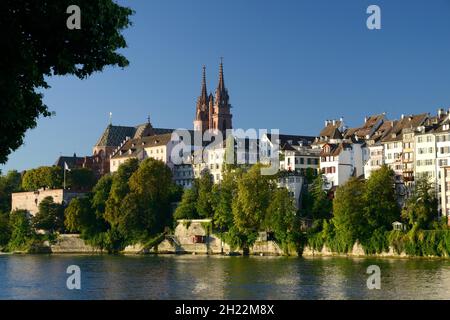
left=364, top=116, right=368, bottom=123
left=324, top=120, right=329, bottom=127
left=438, top=108, right=444, bottom=117
left=401, top=114, right=405, bottom=120
left=332, top=120, right=336, bottom=126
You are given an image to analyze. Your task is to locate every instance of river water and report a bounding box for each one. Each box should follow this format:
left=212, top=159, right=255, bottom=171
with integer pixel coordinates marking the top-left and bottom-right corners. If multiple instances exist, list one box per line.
left=0, top=254, right=449, bottom=300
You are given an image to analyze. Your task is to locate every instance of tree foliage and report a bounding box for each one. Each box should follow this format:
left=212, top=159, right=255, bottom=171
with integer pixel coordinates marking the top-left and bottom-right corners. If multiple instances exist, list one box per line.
left=0, top=0, right=133, bottom=164
left=402, top=177, right=438, bottom=230
left=196, top=172, right=214, bottom=218
left=33, top=196, right=65, bottom=232
left=22, top=166, right=63, bottom=191
left=8, top=210, right=35, bottom=251
left=0, top=170, right=22, bottom=213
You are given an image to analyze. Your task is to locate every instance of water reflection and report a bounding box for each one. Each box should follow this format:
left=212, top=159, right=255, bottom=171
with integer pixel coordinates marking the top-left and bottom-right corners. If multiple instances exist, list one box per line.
left=0, top=254, right=449, bottom=300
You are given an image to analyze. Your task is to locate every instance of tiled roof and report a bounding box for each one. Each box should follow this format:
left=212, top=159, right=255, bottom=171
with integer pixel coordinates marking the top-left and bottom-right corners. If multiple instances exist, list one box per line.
left=111, top=133, right=174, bottom=160
left=266, top=134, right=316, bottom=147
left=381, top=113, right=428, bottom=143
left=95, top=124, right=174, bottom=147
left=319, top=121, right=342, bottom=137
left=54, top=155, right=84, bottom=168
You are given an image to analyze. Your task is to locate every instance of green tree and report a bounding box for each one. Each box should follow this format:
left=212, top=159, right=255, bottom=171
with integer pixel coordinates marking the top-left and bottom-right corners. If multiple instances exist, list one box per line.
left=232, top=164, right=274, bottom=252
left=0, top=170, right=22, bottom=212
left=0, top=0, right=133, bottom=164
left=196, top=172, right=214, bottom=218
left=33, top=196, right=65, bottom=232
left=363, top=165, right=400, bottom=230
left=0, top=212, right=11, bottom=247
left=332, top=177, right=367, bottom=252
left=8, top=210, right=35, bottom=251
left=64, top=196, right=95, bottom=233
left=302, top=175, right=332, bottom=220
left=265, top=188, right=299, bottom=253
left=22, top=166, right=63, bottom=191
left=402, top=177, right=438, bottom=230
left=174, top=187, right=199, bottom=220
left=213, top=167, right=242, bottom=234
left=105, top=158, right=139, bottom=228
left=122, top=158, right=174, bottom=241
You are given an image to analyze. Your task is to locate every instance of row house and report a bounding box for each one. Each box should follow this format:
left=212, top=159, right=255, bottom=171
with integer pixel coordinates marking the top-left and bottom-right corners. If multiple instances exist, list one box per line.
left=317, top=114, right=386, bottom=189
left=193, top=136, right=259, bottom=184
left=364, top=120, right=396, bottom=178
left=380, top=113, right=428, bottom=185
left=110, top=133, right=195, bottom=188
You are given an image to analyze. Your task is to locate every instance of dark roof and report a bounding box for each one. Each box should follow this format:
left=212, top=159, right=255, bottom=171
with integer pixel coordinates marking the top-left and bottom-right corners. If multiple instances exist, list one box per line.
left=381, top=113, right=428, bottom=143
left=266, top=134, right=316, bottom=147
left=111, top=133, right=175, bottom=159
left=54, top=155, right=84, bottom=168
left=95, top=124, right=174, bottom=147
left=319, top=121, right=342, bottom=137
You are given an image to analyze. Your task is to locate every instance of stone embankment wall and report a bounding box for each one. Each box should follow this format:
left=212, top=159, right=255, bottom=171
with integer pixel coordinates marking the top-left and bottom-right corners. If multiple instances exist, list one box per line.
left=49, top=234, right=102, bottom=253
left=302, top=242, right=409, bottom=258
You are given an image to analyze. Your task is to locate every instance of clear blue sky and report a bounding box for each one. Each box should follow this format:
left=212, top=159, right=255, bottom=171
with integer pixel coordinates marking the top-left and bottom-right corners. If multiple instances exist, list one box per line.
left=3, top=0, right=450, bottom=172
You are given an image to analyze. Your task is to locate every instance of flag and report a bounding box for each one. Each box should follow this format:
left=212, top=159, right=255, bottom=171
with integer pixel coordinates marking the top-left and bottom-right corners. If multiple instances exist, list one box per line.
left=64, top=162, right=71, bottom=172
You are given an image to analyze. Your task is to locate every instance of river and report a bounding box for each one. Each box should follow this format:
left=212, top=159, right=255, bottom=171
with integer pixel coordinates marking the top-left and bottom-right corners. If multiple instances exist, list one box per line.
left=0, top=254, right=449, bottom=299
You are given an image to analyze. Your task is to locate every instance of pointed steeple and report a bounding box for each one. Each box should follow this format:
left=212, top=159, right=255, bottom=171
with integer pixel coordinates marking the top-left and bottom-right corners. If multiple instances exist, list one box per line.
left=215, top=57, right=229, bottom=108
left=218, top=57, right=225, bottom=91
left=200, top=65, right=208, bottom=103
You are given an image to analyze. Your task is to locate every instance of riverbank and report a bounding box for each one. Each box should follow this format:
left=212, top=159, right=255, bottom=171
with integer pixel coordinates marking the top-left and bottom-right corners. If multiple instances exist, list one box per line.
left=5, top=233, right=450, bottom=260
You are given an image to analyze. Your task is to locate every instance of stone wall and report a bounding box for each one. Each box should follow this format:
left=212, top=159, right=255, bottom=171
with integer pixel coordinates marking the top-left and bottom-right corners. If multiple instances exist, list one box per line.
left=302, top=242, right=409, bottom=258
left=11, top=189, right=85, bottom=216
left=50, top=234, right=102, bottom=253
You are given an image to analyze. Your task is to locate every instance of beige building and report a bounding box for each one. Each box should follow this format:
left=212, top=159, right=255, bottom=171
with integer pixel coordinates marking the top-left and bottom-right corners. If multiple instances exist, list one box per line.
left=11, top=189, right=85, bottom=216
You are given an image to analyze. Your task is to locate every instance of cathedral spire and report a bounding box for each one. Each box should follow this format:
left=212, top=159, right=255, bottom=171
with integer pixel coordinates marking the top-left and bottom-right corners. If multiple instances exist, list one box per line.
left=218, top=57, right=225, bottom=91
left=200, top=65, right=208, bottom=102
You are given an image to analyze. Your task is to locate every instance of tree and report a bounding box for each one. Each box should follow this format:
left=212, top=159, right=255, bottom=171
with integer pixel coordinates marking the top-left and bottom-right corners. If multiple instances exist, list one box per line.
left=64, top=196, right=95, bottom=233
left=92, top=174, right=113, bottom=224
left=8, top=210, right=35, bottom=251
left=0, top=212, right=11, bottom=247
left=105, top=158, right=139, bottom=228
left=0, top=170, right=22, bottom=213
left=363, top=165, right=400, bottom=230
left=68, top=168, right=97, bottom=191
left=332, top=178, right=367, bottom=252
left=212, top=167, right=242, bottom=234
left=232, top=164, right=274, bottom=251
left=123, top=158, right=174, bottom=240
left=22, top=166, right=63, bottom=191
left=0, top=0, right=133, bottom=164
left=265, top=188, right=299, bottom=252
left=196, top=172, right=214, bottom=218
left=302, top=175, right=332, bottom=220
left=33, top=196, right=65, bottom=232
left=174, top=187, right=199, bottom=220
left=402, top=177, right=438, bottom=230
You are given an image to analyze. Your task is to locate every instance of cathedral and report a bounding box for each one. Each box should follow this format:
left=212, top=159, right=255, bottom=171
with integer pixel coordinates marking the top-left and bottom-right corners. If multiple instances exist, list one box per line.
left=193, top=60, right=233, bottom=135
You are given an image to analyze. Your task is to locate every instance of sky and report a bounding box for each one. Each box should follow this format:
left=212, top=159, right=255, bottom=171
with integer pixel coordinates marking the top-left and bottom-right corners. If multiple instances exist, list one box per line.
left=3, top=0, right=450, bottom=172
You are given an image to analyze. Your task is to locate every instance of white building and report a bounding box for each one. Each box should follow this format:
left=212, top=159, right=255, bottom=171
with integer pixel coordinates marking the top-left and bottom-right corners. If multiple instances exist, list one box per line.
left=110, top=133, right=195, bottom=188
left=320, top=140, right=364, bottom=189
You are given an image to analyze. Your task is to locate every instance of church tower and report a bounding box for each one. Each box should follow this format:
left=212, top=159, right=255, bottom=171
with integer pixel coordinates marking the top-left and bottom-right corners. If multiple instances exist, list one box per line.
left=193, top=60, right=233, bottom=135
left=211, top=59, right=232, bottom=135
left=193, top=66, right=210, bottom=133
